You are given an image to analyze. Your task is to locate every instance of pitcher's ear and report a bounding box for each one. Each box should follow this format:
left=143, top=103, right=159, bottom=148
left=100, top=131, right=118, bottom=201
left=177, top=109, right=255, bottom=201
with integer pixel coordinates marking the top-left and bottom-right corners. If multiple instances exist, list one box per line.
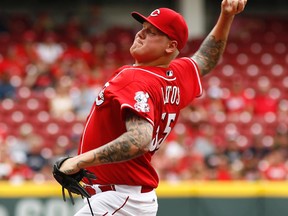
left=166, top=40, right=178, bottom=53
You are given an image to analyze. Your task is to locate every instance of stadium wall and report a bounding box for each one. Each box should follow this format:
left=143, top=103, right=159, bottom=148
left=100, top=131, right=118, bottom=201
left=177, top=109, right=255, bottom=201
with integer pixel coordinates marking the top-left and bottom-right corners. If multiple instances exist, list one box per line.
left=1, top=181, right=288, bottom=216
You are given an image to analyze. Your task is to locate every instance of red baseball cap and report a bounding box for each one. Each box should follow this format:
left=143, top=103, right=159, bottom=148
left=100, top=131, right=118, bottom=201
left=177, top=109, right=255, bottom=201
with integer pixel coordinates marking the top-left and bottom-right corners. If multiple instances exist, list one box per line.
left=131, top=8, right=188, bottom=51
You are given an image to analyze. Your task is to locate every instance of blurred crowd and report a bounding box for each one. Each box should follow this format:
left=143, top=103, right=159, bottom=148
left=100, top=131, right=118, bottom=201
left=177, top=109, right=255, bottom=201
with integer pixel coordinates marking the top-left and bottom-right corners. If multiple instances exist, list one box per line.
left=0, top=10, right=288, bottom=184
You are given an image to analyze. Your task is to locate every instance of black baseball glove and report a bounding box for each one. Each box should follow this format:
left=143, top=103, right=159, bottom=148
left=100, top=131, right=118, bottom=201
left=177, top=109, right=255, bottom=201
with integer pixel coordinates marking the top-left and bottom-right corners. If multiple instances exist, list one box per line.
left=53, top=157, right=97, bottom=205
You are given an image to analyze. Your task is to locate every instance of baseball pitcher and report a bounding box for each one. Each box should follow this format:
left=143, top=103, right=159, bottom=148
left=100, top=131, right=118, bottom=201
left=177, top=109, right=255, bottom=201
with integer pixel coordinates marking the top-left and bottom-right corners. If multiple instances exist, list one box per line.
left=53, top=0, right=248, bottom=215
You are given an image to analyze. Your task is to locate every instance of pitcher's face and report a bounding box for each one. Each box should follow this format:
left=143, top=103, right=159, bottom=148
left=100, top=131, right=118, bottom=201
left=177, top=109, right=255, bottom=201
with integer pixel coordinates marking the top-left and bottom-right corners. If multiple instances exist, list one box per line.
left=130, top=22, right=171, bottom=65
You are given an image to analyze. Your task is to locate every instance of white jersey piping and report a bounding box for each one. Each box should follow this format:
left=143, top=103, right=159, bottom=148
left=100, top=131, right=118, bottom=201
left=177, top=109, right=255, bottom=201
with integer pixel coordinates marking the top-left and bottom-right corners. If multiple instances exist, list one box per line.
left=79, top=106, right=95, bottom=154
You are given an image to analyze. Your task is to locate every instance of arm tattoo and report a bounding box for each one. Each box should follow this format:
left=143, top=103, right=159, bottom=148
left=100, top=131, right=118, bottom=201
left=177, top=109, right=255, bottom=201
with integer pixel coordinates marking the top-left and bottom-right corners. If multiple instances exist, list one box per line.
left=192, top=35, right=226, bottom=76
left=77, top=111, right=153, bottom=167
left=98, top=111, right=153, bottom=163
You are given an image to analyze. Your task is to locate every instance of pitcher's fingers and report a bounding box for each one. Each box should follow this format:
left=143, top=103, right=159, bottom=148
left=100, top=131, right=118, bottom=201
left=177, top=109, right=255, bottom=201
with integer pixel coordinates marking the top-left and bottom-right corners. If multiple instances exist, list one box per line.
left=237, top=0, right=247, bottom=12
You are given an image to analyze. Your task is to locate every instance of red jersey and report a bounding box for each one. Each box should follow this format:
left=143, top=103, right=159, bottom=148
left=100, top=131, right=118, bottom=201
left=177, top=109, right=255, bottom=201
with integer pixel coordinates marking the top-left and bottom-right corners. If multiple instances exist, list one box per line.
left=78, top=57, right=202, bottom=188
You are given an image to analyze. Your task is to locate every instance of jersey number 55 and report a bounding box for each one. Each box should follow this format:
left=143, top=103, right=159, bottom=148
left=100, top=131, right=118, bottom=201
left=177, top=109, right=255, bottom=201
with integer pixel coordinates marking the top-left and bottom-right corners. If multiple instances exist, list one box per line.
left=149, top=112, right=177, bottom=151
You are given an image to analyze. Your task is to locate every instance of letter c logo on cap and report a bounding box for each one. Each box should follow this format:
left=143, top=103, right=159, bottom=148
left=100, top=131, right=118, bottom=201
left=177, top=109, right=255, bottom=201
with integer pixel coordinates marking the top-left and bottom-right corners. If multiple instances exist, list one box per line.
left=150, top=9, right=160, bottom=17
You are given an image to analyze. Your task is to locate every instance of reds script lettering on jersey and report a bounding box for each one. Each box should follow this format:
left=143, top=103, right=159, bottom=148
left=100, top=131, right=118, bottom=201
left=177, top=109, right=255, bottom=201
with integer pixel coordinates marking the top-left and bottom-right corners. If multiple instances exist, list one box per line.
left=79, top=57, right=202, bottom=188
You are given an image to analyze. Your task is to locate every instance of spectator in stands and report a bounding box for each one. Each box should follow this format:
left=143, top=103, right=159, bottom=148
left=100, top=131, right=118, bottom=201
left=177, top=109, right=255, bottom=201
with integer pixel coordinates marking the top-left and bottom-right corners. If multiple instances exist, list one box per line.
left=241, top=155, right=261, bottom=180
left=51, top=50, right=92, bottom=84
left=223, top=75, right=253, bottom=122
left=0, top=46, right=26, bottom=78
left=0, top=129, right=11, bottom=180
left=175, top=125, right=209, bottom=181
left=0, top=126, right=35, bottom=182
left=71, top=79, right=100, bottom=120
left=7, top=30, right=38, bottom=72
left=206, top=79, right=226, bottom=119
left=245, top=134, right=271, bottom=161
left=179, top=152, right=208, bottom=180
left=277, top=99, right=288, bottom=125
left=25, top=133, right=46, bottom=173
left=49, top=76, right=74, bottom=119
left=253, top=76, right=278, bottom=117
left=179, top=98, right=209, bottom=127
left=192, top=123, right=217, bottom=158
left=24, top=59, right=56, bottom=90
left=8, top=159, right=34, bottom=183
left=259, top=149, right=288, bottom=180
left=159, top=133, right=187, bottom=181
left=0, top=71, right=16, bottom=100
left=35, top=32, right=64, bottom=64
left=207, top=154, right=233, bottom=180
left=274, top=123, right=288, bottom=150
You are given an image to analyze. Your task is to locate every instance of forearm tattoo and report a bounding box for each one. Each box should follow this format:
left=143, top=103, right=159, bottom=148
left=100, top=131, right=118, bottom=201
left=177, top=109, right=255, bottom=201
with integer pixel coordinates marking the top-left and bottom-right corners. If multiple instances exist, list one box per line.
left=76, top=112, right=153, bottom=168
left=193, top=35, right=226, bottom=76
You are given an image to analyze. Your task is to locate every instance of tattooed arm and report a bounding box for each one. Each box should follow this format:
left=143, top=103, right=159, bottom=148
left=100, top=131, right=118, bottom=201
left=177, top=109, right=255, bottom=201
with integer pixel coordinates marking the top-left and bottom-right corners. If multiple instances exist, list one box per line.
left=59, top=110, right=153, bottom=174
left=192, top=0, right=247, bottom=76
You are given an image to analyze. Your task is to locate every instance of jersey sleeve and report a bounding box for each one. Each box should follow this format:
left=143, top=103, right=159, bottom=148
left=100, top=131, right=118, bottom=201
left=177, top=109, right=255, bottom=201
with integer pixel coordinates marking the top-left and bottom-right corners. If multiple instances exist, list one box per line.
left=109, top=71, right=155, bottom=126
left=170, top=57, right=203, bottom=108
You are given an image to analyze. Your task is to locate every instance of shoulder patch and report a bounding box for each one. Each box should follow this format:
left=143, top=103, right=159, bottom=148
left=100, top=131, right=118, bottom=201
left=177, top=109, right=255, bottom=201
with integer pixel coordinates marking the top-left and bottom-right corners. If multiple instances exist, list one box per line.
left=134, top=91, right=150, bottom=112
